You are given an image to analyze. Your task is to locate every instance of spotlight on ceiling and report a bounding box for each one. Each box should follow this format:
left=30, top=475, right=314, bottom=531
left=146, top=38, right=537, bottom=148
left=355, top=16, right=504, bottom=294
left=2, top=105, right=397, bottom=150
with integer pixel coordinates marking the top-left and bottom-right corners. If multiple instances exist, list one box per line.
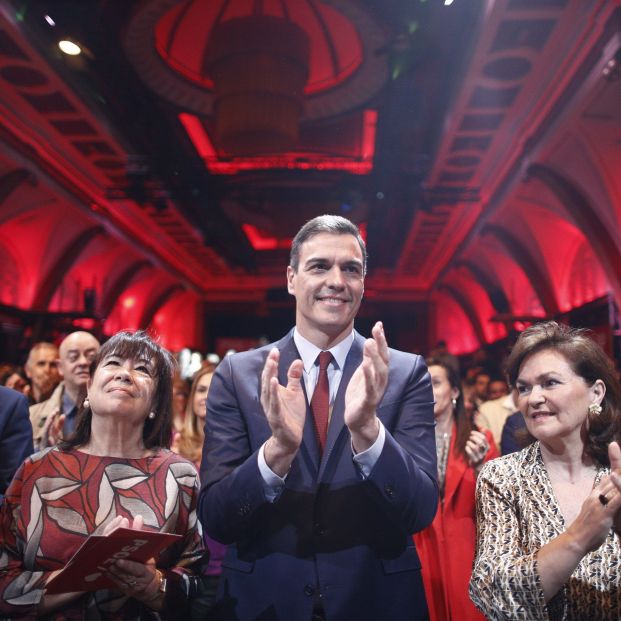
left=444, top=0, right=455, bottom=5
left=58, top=39, right=82, bottom=55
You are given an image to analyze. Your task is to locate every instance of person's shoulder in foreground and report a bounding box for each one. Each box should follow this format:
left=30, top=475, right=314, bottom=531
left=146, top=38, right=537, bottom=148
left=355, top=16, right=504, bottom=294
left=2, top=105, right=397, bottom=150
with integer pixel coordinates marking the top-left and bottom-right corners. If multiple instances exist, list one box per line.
left=0, top=385, right=34, bottom=500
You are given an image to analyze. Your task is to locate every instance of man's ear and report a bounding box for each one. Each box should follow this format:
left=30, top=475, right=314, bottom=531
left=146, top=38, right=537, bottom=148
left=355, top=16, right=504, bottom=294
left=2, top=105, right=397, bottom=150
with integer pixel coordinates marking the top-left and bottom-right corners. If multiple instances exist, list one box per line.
left=57, top=358, right=65, bottom=379
left=286, top=265, right=296, bottom=295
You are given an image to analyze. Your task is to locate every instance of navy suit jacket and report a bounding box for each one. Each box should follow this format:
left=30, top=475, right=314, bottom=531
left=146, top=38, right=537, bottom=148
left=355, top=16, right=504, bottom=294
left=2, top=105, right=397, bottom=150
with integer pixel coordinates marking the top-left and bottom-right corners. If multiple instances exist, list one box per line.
left=0, top=386, right=33, bottom=501
left=500, top=410, right=530, bottom=455
left=199, top=330, right=437, bottom=621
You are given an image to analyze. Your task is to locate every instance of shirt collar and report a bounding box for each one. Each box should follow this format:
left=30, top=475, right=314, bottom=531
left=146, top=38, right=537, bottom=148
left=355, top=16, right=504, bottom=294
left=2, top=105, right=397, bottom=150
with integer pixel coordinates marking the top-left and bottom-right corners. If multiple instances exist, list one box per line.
left=61, top=387, right=78, bottom=416
left=293, top=328, right=354, bottom=373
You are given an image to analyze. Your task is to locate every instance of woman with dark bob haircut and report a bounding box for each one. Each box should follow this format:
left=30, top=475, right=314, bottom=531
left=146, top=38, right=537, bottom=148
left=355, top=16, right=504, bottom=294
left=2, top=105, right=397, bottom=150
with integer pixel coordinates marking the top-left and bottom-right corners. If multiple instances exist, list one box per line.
left=470, top=321, right=621, bottom=620
left=67, top=329, right=177, bottom=451
left=0, top=330, right=205, bottom=619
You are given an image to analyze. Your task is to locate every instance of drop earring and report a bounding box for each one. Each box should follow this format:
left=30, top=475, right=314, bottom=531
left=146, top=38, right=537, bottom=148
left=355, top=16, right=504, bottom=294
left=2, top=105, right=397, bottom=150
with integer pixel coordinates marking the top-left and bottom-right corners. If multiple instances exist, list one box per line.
left=83, top=398, right=90, bottom=409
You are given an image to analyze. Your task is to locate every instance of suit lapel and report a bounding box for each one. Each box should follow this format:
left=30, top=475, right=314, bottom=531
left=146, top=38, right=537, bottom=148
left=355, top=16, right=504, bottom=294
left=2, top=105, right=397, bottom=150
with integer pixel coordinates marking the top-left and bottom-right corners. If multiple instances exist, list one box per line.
left=318, top=331, right=364, bottom=480
left=276, top=332, right=321, bottom=472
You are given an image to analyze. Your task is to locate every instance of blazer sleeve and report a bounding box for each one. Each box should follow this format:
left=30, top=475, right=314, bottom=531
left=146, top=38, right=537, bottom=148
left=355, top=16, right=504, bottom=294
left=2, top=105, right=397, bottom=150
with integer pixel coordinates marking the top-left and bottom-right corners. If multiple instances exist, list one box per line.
left=362, top=351, right=439, bottom=534
left=0, top=389, right=34, bottom=500
left=500, top=412, right=528, bottom=456
left=198, top=353, right=271, bottom=544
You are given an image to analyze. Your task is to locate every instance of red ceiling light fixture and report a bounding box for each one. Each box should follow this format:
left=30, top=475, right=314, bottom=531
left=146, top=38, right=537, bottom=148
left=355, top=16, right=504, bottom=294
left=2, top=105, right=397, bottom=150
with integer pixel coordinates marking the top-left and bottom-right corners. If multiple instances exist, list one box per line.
left=204, top=15, right=310, bottom=156
left=125, top=2, right=387, bottom=120
left=150, top=0, right=364, bottom=100
left=125, top=0, right=388, bottom=166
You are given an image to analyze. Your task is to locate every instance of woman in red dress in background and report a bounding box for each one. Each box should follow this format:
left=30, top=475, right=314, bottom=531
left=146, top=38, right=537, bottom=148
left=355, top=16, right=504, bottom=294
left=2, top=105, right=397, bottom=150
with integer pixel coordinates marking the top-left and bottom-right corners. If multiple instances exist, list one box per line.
left=414, top=355, right=498, bottom=621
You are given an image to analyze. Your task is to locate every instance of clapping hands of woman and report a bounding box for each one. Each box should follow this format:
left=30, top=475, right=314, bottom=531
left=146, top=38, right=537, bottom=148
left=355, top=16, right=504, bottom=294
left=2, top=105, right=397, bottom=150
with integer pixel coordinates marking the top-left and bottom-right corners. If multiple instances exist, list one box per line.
left=465, top=429, right=490, bottom=471
left=594, top=441, right=621, bottom=537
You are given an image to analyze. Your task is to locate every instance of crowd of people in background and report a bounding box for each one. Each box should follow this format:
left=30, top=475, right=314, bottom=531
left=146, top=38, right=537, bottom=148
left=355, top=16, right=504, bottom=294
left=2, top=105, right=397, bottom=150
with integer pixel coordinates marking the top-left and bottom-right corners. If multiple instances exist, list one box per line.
left=0, top=333, right=531, bottom=461
left=0, top=324, right=580, bottom=619
left=2, top=319, right=608, bottom=615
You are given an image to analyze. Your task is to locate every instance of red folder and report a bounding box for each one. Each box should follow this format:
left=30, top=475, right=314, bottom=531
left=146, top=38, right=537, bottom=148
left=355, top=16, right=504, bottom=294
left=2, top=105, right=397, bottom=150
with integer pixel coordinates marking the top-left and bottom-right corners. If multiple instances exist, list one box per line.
left=45, top=528, right=182, bottom=594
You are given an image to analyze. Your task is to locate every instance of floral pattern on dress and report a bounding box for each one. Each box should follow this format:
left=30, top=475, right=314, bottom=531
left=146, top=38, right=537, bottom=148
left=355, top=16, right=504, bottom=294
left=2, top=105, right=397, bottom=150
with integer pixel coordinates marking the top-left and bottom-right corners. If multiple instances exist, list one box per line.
left=0, top=447, right=204, bottom=620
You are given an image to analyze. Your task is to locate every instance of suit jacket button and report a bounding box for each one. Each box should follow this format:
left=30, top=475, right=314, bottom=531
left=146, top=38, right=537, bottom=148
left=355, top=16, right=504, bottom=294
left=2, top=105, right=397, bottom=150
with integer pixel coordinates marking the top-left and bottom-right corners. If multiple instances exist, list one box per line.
left=384, top=484, right=394, bottom=497
left=304, top=585, right=315, bottom=597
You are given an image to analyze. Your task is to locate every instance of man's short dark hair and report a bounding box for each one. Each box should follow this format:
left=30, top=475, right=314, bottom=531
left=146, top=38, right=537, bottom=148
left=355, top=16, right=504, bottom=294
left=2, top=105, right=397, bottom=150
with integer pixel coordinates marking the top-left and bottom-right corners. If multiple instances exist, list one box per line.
left=289, top=215, right=367, bottom=274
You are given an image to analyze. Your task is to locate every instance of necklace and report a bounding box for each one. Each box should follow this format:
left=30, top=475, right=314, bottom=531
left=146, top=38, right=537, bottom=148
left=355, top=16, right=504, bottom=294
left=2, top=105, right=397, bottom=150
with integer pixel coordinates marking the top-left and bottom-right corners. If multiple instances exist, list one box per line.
left=435, top=427, right=452, bottom=499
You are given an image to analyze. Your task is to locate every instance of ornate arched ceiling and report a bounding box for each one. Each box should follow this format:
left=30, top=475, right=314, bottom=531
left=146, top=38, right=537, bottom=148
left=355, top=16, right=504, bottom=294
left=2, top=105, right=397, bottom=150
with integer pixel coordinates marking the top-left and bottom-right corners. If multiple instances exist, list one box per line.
left=0, top=0, right=620, bottom=354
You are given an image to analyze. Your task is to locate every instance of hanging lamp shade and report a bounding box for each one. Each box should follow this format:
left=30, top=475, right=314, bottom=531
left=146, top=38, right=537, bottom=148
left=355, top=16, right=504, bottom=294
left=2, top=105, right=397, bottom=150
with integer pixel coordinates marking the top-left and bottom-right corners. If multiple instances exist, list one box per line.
left=205, top=15, right=310, bottom=156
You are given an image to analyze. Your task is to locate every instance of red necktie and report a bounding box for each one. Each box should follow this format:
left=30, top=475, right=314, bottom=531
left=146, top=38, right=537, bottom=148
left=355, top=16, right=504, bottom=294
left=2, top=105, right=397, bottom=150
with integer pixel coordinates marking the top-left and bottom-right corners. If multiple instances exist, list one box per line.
left=311, top=351, right=332, bottom=452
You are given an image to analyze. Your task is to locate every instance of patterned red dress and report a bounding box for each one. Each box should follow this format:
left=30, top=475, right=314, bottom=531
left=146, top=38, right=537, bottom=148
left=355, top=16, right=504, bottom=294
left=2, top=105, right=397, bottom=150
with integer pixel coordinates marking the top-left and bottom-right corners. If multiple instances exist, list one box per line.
left=0, top=447, right=204, bottom=620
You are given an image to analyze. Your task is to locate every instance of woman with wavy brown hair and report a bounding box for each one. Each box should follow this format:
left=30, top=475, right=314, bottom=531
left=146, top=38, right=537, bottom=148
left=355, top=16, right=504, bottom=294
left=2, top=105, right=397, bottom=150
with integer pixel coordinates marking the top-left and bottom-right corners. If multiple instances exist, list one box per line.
left=470, top=321, right=621, bottom=620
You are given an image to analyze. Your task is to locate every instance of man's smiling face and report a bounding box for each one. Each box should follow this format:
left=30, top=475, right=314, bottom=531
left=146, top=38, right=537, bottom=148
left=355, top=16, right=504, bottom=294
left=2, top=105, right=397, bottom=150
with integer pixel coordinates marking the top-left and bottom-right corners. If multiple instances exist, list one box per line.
left=287, top=232, right=365, bottom=347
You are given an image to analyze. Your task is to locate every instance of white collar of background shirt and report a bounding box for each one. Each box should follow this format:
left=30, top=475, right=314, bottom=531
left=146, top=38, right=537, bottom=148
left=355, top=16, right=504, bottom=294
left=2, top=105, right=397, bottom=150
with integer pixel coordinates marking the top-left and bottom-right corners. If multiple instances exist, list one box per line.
left=502, top=392, right=518, bottom=410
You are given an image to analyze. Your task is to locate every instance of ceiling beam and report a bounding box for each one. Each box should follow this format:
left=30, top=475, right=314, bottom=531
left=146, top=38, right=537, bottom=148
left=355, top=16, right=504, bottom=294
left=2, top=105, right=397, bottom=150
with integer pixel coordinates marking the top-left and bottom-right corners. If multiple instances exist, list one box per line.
left=140, top=284, right=184, bottom=328
left=455, top=259, right=510, bottom=313
left=527, top=163, right=621, bottom=306
left=0, top=168, right=35, bottom=212
left=32, top=226, right=104, bottom=310
left=482, top=224, right=559, bottom=317
left=437, top=283, right=487, bottom=346
left=100, top=260, right=152, bottom=317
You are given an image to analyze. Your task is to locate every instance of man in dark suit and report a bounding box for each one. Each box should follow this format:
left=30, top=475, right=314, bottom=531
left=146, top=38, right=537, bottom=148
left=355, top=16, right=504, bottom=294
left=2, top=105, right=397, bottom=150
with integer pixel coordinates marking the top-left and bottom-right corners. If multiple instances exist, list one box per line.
left=199, top=215, right=437, bottom=621
left=0, top=386, right=34, bottom=502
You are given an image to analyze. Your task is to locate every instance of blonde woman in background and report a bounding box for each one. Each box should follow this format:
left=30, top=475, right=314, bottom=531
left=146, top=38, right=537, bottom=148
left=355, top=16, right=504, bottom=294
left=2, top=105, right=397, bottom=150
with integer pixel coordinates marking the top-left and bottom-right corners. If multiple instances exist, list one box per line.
left=173, top=365, right=214, bottom=465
